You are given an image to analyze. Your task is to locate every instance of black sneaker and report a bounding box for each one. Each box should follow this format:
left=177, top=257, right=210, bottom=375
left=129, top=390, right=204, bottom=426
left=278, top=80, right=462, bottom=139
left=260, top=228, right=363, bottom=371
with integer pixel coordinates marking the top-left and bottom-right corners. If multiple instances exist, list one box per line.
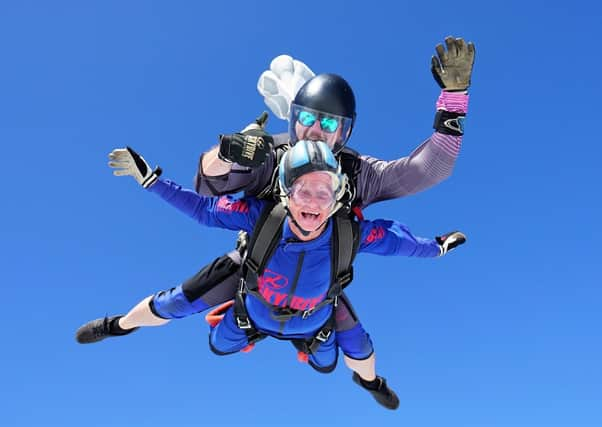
left=75, top=316, right=138, bottom=344
left=352, top=372, right=400, bottom=410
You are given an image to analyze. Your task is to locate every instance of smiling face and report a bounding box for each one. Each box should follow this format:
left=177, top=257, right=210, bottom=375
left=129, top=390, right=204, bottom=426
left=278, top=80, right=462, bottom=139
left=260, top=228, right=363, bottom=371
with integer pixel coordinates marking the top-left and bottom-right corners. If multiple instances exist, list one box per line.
left=286, top=171, right=337, bottom=240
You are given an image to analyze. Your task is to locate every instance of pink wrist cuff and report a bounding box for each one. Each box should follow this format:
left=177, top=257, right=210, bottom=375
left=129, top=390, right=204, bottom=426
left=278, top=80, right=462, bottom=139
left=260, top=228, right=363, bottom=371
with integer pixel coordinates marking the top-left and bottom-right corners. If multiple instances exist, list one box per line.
left=436, top=90, right=469, bottom=113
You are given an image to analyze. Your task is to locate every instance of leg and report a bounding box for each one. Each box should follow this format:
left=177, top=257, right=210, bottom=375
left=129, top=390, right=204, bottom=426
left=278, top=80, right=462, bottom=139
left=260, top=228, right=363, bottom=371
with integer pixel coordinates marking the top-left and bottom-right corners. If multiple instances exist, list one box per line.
left=75, top=252, right=242, bottom=344
left=335, top=293, right=399, bottom=410
left=335, top=293, right=376, bottom=380
left=119, top=296, right=170, bottom=329
left=306, top=332, right=338, bottom=374
left=208, top=305, right=255, bottom=355
left=343, top=352, right=376, bottom=381
left=151, top=252, right=241, bottom=318
left=75, top=295, right=166, bottom=344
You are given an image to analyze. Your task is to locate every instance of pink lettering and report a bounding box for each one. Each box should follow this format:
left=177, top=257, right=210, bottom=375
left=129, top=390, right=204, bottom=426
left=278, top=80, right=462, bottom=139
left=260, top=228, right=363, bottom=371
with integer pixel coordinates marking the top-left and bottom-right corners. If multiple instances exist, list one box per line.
left=289, top=296, right=308, bottom=310
left=309, top=294, right=326, bottom=308
left=258, top=269, right=288, bottom=290
left=273, top=292, right=288, bottom=307
left=260, top=286, right=275, bottom=304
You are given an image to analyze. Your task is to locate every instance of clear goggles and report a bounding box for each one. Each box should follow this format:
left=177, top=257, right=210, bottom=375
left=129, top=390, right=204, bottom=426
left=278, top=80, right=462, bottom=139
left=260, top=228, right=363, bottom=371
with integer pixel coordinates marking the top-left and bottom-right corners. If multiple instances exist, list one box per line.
left=288, top=175, right=339, bottom=210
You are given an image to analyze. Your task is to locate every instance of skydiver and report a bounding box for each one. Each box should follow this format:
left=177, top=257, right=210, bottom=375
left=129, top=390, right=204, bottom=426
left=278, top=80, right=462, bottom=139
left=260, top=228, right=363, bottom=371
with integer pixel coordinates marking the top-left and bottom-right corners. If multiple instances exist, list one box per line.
left=77, top=141, right=466, bottom=410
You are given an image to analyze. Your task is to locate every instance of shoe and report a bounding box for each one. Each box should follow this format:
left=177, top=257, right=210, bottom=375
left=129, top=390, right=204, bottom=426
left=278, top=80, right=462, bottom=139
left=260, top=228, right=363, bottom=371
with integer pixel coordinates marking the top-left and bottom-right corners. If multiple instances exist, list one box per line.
left=75, top=316, right=137, bottom=344
left=352, top=372, right=400, bottom=410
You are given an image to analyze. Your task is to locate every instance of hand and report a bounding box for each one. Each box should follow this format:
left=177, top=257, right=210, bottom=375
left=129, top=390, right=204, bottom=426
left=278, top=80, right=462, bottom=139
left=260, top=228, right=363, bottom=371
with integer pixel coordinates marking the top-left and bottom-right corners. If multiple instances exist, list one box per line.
left=108, top=146, right=162, bottom=188
left=218, top=112, right=274, bottom=168
left=436, top=231, right=467, bottom=256
left=431, top=36, right=476, bottom=91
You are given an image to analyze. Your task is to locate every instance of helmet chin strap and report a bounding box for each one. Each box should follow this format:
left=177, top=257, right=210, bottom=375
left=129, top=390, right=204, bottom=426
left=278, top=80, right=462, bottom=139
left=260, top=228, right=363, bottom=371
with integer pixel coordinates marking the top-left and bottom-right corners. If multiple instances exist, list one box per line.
left=286, top=209, right=313, bottom=237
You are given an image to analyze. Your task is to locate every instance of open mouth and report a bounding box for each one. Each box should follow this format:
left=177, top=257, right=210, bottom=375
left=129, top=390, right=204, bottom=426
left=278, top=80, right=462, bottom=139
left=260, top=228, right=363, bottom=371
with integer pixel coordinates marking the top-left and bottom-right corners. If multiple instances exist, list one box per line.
left=301, top=211, right=320, bottom=220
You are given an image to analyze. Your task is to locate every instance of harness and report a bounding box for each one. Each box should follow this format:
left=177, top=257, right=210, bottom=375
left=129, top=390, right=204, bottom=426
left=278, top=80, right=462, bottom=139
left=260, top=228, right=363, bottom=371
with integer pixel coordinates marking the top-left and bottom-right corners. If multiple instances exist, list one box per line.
left=233, top=201, right=360, bottom=357
left=232, top=138, right=364, bottom=358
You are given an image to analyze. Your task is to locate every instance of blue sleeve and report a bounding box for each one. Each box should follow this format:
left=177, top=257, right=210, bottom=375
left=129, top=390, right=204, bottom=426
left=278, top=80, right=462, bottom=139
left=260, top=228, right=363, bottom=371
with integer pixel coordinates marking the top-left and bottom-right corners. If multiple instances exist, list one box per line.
left=148, top=178, right=262, bottom=232
left=358, top=219, right=441, bottom=258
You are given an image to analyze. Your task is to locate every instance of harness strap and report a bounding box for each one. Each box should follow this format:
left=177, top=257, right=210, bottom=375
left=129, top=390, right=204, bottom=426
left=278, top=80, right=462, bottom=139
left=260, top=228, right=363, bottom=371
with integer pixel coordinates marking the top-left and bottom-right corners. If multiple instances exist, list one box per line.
left=244, top=203, right=286, bottom=284
left=332, top=212, right=356, bottom=292
left=292, top=313, right=336, bottom=358
left=233, top=280, right=267, bottom=345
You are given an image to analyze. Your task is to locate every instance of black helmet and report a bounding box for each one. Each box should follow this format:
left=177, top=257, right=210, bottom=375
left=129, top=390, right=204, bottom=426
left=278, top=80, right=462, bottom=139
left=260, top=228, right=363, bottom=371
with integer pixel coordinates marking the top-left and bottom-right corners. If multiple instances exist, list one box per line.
left=288, top=74, right=356, bottom=153
left=293, top=74, right=356, bottom=118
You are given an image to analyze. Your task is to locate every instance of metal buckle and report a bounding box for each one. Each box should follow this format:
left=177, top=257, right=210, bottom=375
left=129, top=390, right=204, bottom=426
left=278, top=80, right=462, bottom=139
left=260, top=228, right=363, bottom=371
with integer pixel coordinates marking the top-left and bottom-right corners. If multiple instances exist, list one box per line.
left=316, top=328, right=332, bottom=343
left=236, top=316, right=252, bottom=330
left=302, top=307, right=315, bottom=319
left=236, top=230, right=248, bottom=255
left=245, top=257, right=260, bottom=273
left=337, top=270, right=353, bottom=287
left=238, top=277, right=246, bottom=292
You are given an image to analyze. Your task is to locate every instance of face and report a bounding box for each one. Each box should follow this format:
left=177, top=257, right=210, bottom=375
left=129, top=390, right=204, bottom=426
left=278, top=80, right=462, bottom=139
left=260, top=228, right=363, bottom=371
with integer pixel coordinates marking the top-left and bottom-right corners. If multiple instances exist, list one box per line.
left=287, top=171, right=337, bottom=239
left=294, top=111, right=343, bottom=149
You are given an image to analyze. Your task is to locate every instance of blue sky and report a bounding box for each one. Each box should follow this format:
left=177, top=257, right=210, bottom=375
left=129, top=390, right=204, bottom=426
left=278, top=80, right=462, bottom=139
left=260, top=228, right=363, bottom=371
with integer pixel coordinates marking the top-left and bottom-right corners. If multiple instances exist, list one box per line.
left=1, top=1, right=600, bottom=426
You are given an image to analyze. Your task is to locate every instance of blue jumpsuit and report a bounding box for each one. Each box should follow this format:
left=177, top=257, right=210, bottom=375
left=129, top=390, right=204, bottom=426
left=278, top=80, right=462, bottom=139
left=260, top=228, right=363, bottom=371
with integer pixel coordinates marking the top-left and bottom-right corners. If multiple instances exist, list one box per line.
left=149, top=178, right=441, bottom=369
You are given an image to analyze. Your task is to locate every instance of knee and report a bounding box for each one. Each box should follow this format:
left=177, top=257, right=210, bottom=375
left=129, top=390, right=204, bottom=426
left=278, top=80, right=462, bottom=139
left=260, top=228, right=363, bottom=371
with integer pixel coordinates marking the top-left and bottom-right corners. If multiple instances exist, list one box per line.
left=208, top=333, right=241, bottom=356
left=337, top=323, right=374, bottom=360
left=306, top=334, right=339, bottom=374
left=308, top=358, right=337, bottom=374
left=151, top=285, right=208, bottom=319
left=207, top=309, right=249, bottom=355
left=181, top=255, right=239, bottom=302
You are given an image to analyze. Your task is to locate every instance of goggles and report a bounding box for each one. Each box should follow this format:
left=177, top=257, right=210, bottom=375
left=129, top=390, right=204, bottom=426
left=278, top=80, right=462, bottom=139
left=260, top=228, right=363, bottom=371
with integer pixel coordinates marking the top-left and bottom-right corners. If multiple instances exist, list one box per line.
left=297, top=110, right=339, bottom=133
left=289, top=104, right=354, bottom=154
left=289, top=180, right=336, bottom=210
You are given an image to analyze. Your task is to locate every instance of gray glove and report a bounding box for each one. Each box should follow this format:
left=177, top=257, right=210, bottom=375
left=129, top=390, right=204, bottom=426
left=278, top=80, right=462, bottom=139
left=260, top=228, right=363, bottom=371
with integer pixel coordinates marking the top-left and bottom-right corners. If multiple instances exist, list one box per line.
left=431, top=36, right=476, bottom=91
left=108, top=146, right=162, bottom=188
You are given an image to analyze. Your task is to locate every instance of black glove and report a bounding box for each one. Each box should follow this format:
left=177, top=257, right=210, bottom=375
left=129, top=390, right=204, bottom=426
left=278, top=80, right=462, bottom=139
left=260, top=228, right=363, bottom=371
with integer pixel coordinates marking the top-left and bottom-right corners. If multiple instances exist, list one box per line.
left=431, top=36, right=476, bottom=91
left=218, top=112, right=274, bottom=168
left=436, top=231, right=467, bottom=256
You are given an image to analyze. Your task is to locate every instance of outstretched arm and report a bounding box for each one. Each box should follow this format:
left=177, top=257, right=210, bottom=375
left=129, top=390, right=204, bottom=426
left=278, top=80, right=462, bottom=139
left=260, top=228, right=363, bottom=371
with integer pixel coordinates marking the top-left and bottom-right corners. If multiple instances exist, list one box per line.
left=358, top=219, right=466, bottom=258
left=108, top=147, right=259, bottom=232
left=355, top=36, right=475, bottom=207
left=359, top=219, right=441, bottom=257
left=356, top=91, right=467, bottom=206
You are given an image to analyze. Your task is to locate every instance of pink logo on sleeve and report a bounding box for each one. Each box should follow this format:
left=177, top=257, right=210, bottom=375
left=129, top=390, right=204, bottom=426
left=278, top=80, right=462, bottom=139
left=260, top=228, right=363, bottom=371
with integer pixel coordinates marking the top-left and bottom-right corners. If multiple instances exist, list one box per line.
left=216, top=197, right=249, bottom=213
left=365, top=226, right=385, bottom=244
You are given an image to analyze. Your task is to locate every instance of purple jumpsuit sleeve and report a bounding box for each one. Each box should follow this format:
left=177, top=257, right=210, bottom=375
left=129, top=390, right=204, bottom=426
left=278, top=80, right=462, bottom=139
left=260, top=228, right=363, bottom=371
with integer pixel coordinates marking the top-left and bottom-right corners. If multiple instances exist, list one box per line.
left=194, top=133, right=289, bottom=197
left=358, top=219, right=441, bottom=258
left=149, top=178, right=261, bottom=233
left=355, top=91, right=469, bottom=208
